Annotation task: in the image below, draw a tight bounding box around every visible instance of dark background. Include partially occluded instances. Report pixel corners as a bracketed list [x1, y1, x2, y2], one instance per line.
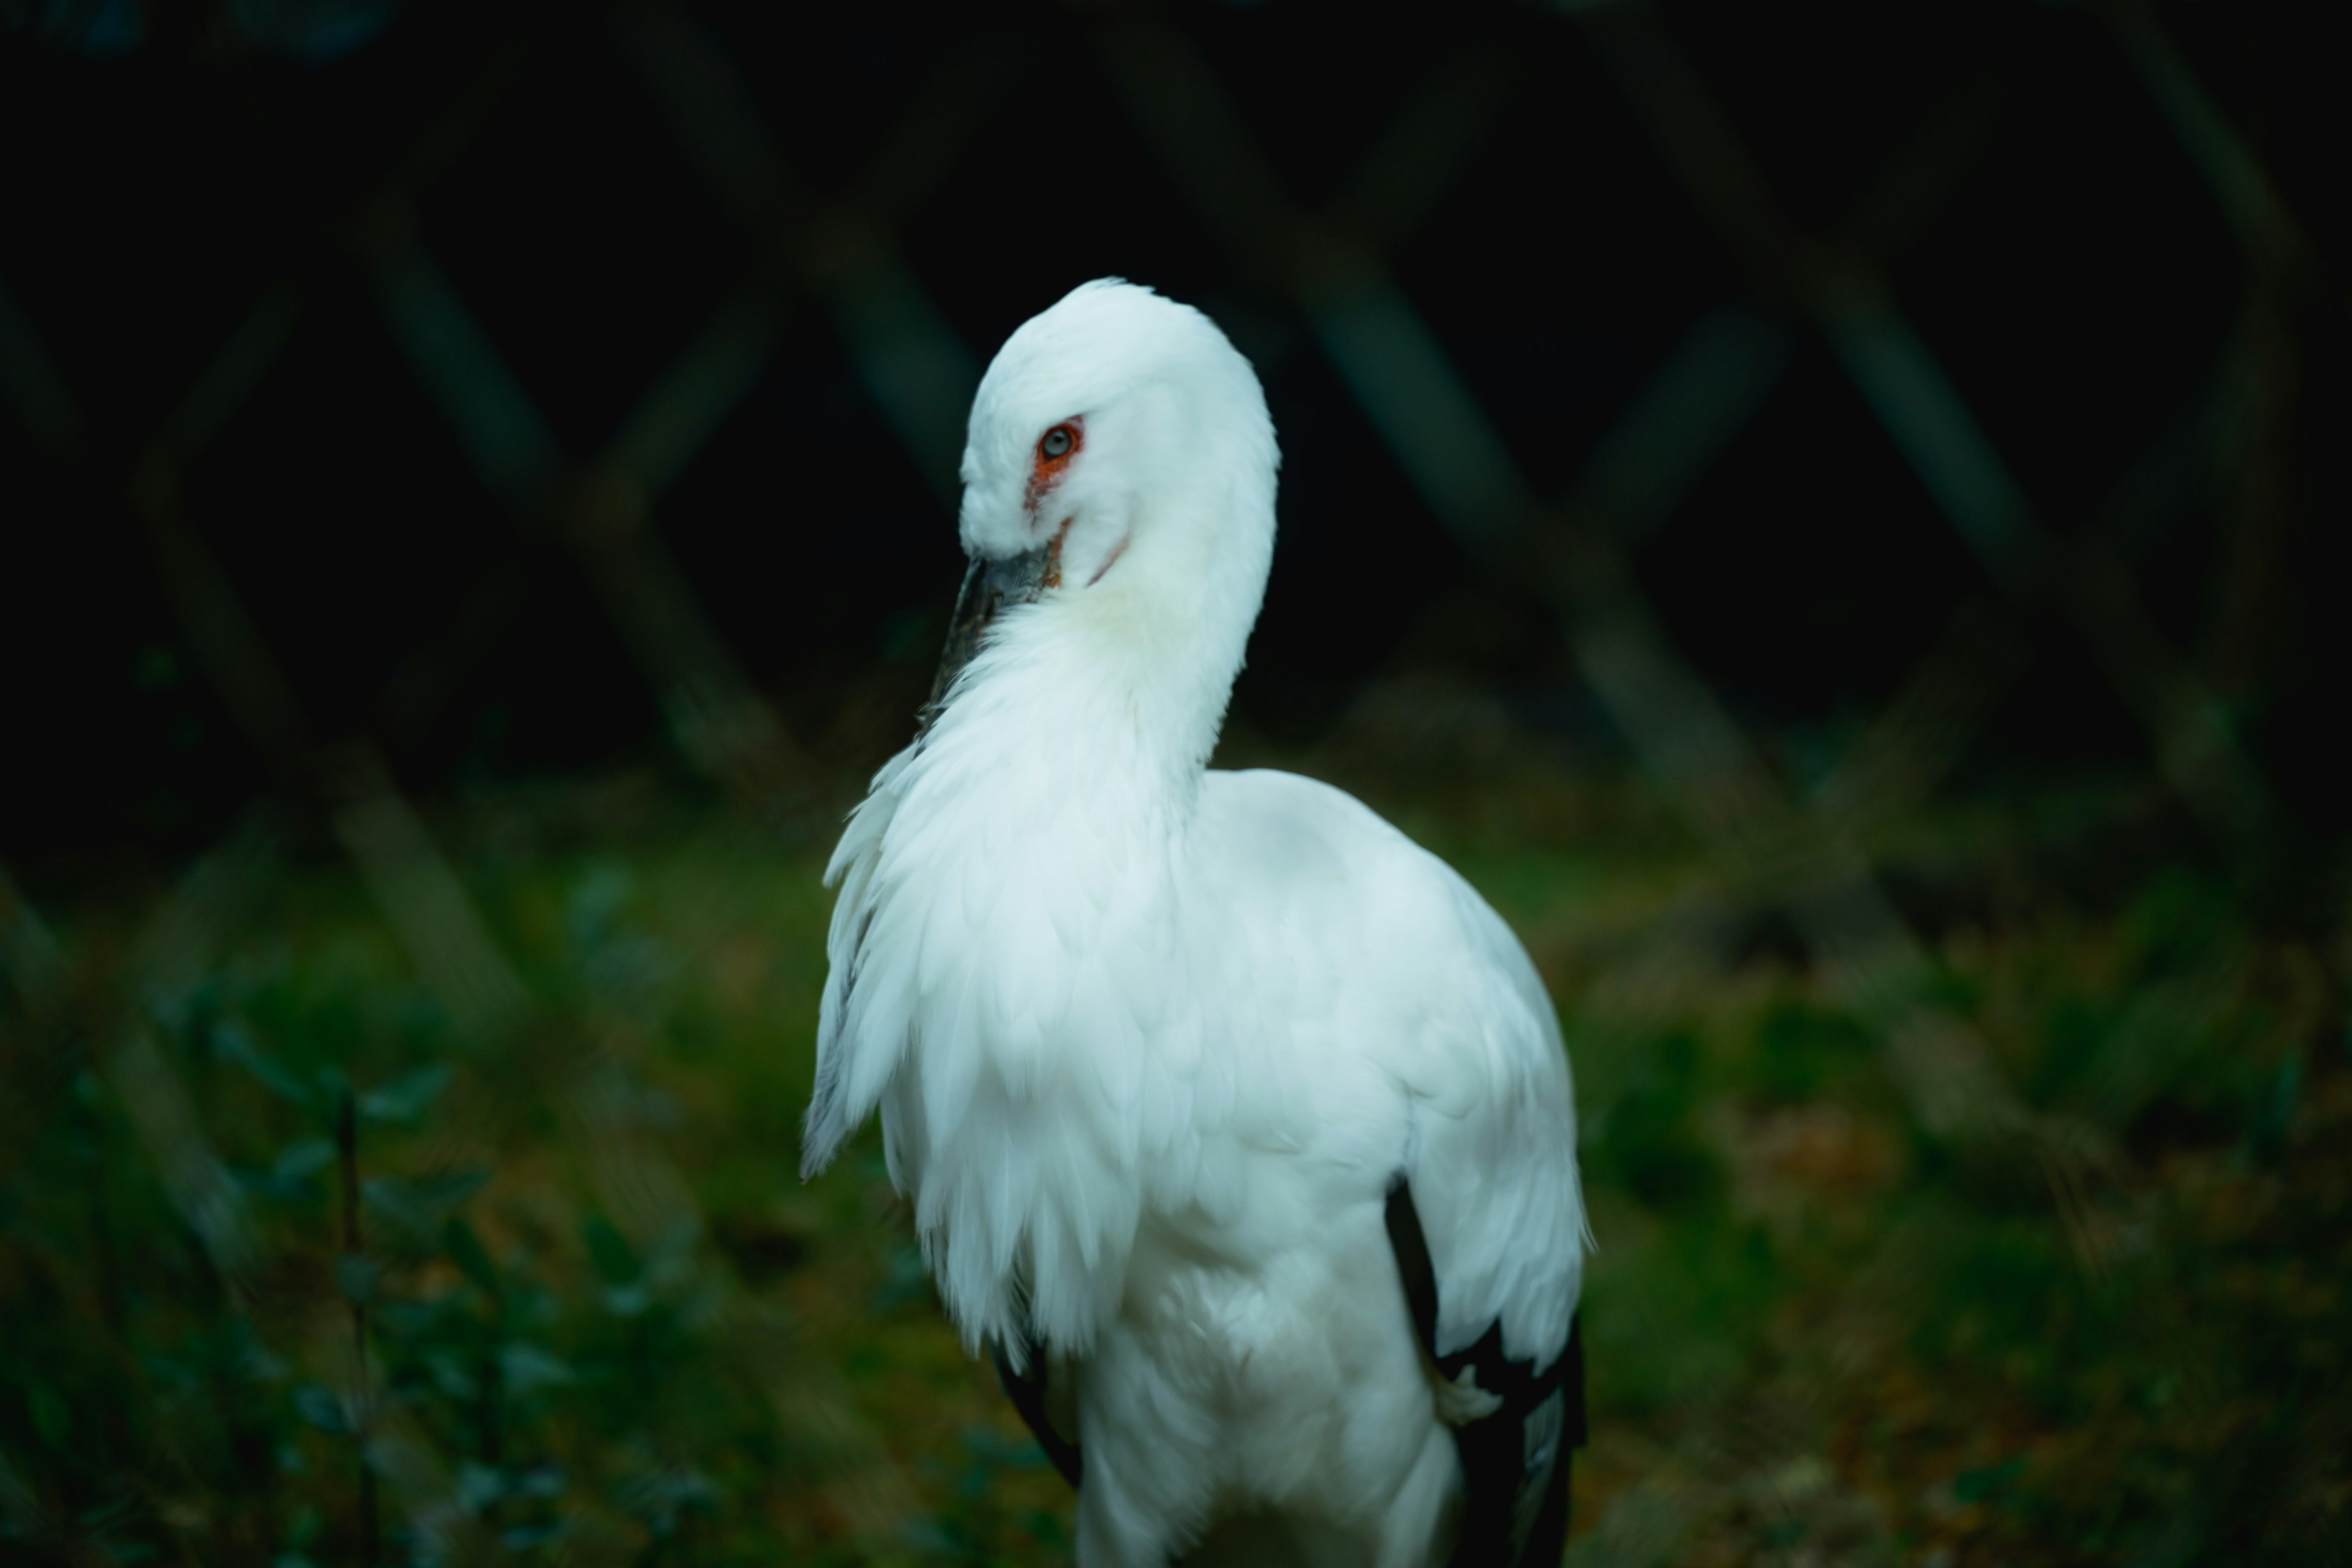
[2, 0, 2340, 892]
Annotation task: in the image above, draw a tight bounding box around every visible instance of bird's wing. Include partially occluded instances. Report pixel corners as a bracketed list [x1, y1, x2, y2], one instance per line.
[1381, 855, 1588, 1567]
[1389, 1172, 1584, 1567]
[1190, 771, 1587, 1370]
[801, 743, 916, 1179]
[990, 1331, 1082, 1488]
[1199, 771, 1586, 1562]
[1395, 856, 1586, 1370]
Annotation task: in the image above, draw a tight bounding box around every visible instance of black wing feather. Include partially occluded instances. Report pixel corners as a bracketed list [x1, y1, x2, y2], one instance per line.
[992, 1330, 1083, 1488]
[1386, 1175, 1585, 1567]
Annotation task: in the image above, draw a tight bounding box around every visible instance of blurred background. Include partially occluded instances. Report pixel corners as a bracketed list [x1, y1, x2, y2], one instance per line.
[1, 1, 2344, 1562]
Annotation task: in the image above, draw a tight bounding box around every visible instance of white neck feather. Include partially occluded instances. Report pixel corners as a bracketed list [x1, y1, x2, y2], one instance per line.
[804, 451, 1275, 1356]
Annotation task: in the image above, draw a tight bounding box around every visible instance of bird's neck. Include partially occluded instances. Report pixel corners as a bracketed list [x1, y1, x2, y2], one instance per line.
[924, 507, 1268, 856]
[929, 603, 1223, 851]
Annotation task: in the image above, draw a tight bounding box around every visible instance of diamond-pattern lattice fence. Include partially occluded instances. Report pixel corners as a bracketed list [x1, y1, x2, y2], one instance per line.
[0, 0, 2331, 1561]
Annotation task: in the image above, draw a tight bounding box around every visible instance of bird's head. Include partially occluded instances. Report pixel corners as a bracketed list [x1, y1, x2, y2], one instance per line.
[925, 279, 1278, 720]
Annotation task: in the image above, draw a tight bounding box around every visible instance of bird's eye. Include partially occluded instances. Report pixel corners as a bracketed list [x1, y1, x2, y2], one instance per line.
[1040, 425, 1074, 460]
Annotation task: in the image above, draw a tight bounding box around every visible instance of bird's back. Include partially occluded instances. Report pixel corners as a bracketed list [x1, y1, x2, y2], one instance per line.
[1050, 769, 1583, 1562]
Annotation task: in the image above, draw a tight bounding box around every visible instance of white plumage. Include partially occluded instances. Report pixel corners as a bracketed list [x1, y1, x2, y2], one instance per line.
[802, 279, 1586, 1566]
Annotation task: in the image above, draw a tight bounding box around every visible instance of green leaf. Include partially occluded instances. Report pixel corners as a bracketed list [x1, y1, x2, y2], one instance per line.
[359, 1063, 454, 1125]
[214, 1022, 314, 1109]
[363, 1169, 491, 1238]
[1953, 1457, 2024, 1504]
[580, 1214, 639, 1286]
[456, 1462, 505, 1513]
[443, 1216, 499, 1297]
[273, 1139, 335, 1185]
[333, 1252, 381, 1306]
[426, 1352, 478, 1400]
[497, 1343, 575, 1394]
[410, 1168, 491, 1210]
[28, 1384, 70, 1448]
[513, 1462, 565, 1499]
[2253, 1053, 2303, 1155]
[292, 1385, 349, 1433]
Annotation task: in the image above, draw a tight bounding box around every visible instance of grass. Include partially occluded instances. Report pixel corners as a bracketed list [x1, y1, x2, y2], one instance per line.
[1, 743, 2345, 1565]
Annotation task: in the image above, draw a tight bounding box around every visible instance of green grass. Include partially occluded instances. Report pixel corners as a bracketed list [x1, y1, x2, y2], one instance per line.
[1, 756, 2344, 1564]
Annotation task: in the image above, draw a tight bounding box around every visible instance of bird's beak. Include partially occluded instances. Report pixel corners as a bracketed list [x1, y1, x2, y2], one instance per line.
[923, 533, 1063, 723]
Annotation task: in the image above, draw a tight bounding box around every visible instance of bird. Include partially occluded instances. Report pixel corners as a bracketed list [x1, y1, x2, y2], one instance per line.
[801, 279, 1588, 1567]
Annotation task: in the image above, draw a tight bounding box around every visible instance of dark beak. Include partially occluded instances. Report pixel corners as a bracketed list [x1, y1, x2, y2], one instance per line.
[923, 537, 1062, 728]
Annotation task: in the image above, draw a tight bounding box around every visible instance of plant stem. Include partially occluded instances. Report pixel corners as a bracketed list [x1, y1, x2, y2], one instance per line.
[337, 1087, 379, 1568]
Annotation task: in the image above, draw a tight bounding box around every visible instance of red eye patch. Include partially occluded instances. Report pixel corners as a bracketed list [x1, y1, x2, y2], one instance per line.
[1021, 419, 1081, 587]
[1032, 418, 1082, 489]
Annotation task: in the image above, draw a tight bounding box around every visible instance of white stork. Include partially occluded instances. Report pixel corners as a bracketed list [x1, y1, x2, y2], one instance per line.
[802, 279, 1588, 1567]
